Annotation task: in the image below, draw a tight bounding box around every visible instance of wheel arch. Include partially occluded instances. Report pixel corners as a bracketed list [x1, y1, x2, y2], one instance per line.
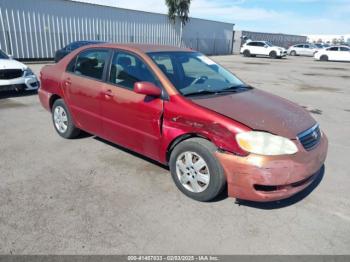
[49, 94, 62, 110]
[165, 133, 215, 164]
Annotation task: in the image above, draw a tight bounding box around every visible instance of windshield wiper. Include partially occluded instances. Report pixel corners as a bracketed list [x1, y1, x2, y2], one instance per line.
[184, 90, 222, 97]
[218, 85, 251, 93]
[184, 85, 251, 97]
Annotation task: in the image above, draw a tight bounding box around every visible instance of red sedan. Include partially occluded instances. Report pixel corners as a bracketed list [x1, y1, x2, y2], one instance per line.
[39, 43, 328, 202]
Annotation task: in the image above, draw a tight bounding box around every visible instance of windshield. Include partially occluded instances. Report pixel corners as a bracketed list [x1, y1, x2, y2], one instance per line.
[148, 52, 247, 96]
[265, 41, 274, 47]
[0, 50, 9, 59]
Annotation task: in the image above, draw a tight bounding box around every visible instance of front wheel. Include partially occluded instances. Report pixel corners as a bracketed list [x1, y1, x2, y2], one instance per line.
[269, 51, 278, 59]
[290, 50, 297, 56]
[169, 138, 226, 202]
[320, 55, 328, 61]
[52, 99, 80, 139]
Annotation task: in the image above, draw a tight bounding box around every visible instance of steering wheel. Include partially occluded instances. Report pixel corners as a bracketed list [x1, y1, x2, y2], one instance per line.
[190, 76, 208, 85]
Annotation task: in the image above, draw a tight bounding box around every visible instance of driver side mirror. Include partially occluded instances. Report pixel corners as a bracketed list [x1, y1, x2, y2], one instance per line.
[264, 45, 268, 48]
[8, 54, 13, 59]
[134, 82, 161, 97]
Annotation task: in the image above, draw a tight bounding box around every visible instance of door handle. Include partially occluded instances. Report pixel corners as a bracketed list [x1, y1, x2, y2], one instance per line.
[64, 78, 71, 87]
[104, 89, 114, 99]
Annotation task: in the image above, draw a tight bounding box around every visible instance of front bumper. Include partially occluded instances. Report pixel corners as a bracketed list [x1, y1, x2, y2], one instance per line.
[0, 75, 39, 91]
[279, 51, 288, 57]
[215, 133, 328, 202]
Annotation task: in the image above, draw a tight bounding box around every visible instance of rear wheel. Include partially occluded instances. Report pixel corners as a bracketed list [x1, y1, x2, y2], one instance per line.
[169, 138, 226, 202]
[52, 99, 80, 139]
[269, 51, 278, 59]
[243, 50, 251, 57]
[320, 55, 328, 61]
[290, 50, 297, 56]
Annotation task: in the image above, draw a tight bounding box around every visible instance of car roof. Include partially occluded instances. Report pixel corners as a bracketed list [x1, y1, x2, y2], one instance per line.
[81, 43, 193, 53]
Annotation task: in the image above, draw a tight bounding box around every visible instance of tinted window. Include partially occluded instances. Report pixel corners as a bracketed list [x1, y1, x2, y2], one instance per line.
[149, 52, 245, 96]
[109, 51, 158, 90]
[327, 47, 339, 51]
[0, 50, 9, 59]
[295, 45, 304, 48]
[256, 42, 266, 47]
[340, 47, 350, 51]
[247, 42, 257, 46]
[73, 49, 109, 80]
[304, 45, 310, 48]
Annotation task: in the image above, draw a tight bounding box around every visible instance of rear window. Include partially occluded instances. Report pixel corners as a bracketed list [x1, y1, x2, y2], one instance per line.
[247, 42, 257, 46]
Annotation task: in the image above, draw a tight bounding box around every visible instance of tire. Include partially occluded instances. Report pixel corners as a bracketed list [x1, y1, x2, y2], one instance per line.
[52, 99, 80, 139]
[243, 50, 251, 57]
[290, 50, 297, 56]
[169, 138, 226, 202]
[320, 55, 328, 61]
[269, 51, 278, 59]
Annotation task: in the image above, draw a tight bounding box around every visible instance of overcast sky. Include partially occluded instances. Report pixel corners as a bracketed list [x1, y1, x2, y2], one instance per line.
[72, 0, 350, 35]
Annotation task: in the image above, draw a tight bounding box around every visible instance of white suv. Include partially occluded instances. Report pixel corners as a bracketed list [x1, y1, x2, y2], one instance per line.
[240, 41, 287, 59]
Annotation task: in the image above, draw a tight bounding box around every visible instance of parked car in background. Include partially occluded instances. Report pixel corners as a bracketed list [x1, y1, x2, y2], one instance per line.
[0, 49, 39, 92]
[39, 43, 328, 202]
[241, 41, 287, 59]
[314, 43, 328, 49]
[288, 43, 318, 56]
[314, 46, 350, 62]
[54, 40, 105, 62]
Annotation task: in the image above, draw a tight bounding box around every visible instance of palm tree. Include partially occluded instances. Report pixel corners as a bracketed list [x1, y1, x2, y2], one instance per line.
[165, 0, 191, 46]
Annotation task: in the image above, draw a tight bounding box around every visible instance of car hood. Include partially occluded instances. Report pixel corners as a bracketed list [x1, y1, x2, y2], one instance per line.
[275, 46, 286, 51]
[191, 89, 316, 139]
[0, 59, 26, 70]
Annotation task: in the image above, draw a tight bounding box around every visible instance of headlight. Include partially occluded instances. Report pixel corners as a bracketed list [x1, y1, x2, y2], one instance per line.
[236, 131, 298, 156]
[24, 68, 34, 77]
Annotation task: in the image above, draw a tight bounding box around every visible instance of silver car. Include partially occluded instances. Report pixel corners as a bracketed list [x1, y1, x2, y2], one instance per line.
[288, 44, 318, 57]
[0, 49, 39, 92]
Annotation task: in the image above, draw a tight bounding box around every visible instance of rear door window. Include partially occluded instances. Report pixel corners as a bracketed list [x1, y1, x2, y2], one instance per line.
[73, 49, 109, 80]
[327, 47, 339, 51]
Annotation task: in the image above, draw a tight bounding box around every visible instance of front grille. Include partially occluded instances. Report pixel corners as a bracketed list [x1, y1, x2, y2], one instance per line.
[298, 124, 321, 151]
[0, 69, 23, 80]
[0, 84, 26, 91]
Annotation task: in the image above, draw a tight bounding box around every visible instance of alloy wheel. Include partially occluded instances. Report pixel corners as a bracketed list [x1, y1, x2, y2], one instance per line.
[53, 106, 68, 133]
[175, 151, 210, 193]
